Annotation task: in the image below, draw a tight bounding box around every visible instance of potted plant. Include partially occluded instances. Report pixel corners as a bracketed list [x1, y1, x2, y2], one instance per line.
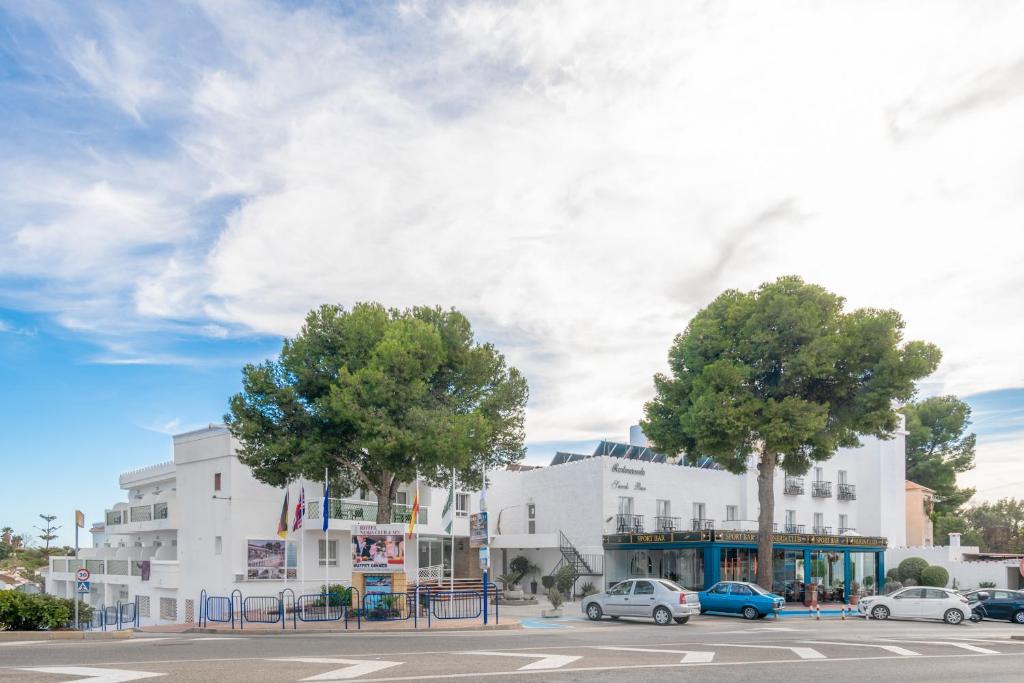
[543, 588, 564, 618]
[497, 572, 525, 600]
[510, 555, 540, 595]
[849, 580, 861, 605]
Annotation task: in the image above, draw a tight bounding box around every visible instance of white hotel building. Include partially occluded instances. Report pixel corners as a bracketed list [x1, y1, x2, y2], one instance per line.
[45, 419, 907, 624]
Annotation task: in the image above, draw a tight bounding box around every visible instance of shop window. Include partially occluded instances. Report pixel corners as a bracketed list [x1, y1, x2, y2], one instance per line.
[629, 551, 652, 576]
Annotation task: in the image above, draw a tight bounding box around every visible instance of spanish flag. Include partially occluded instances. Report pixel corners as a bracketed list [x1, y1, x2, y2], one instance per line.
[406, 485, 420, 537]
[277, 489, 290, 539]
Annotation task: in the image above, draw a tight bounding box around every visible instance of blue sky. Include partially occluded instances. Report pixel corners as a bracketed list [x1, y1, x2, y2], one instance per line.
[2, 1, 1023, 547]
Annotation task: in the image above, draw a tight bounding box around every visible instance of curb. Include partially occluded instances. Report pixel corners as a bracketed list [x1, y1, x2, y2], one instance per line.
[1012, 635, 1024, 641]
[0, 630, 133, 641]
[176, 621, 521, 636]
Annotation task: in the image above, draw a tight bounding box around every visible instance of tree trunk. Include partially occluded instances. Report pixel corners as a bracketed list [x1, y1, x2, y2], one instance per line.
[756, 451, 777, 590]
[376, 491, 392, 524]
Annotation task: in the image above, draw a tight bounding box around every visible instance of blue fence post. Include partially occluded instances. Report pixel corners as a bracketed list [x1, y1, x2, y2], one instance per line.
[135, 595, 140, 628]
[483, 574, 488, 625]
[495, 586, 499, 625]
[413, 586, 418, 629]
[231, 589, 243, 630]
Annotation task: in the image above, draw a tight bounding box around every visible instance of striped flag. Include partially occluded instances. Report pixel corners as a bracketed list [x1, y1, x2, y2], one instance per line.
[406, 485, 420, 537]
[277, 490, 290, 539]
[441, 484, 454, 535]
[293, 486, 305, 532]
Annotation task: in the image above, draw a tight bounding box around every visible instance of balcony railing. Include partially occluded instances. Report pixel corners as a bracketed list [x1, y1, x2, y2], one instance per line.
[838, 483, 856, 500]
[105, 511, 123, 526]
[654, 516, 681, 532]
[812, 526, 833, 534]
[154, 502, 169, 519]
[691, 518, 715, 531]
[306, 499, 428, 525]
[130, 505, 153, 522]
[85, 559, 105, 575]
[811, 481, 833, 498]
[107, 560, 130, 576]
[783, 524, 805, 533]
[838, 526, 856, 534]
[784, 477, 804, 495]
[616, 514, 644, 533]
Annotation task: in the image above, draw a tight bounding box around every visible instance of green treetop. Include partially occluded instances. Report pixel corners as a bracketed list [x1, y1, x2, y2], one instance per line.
[900, 395, 976, 516]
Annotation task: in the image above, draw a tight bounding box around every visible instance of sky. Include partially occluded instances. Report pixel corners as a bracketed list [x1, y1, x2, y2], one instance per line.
[1, 0, 1022, 548]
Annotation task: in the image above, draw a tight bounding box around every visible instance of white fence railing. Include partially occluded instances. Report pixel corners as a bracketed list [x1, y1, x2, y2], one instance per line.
[418, 564, 444, 581]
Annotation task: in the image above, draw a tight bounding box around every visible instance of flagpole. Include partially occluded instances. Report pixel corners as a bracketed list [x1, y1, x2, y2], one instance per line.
[324, 467, 329, 593]
[284, 483, 289, 592]
[300, 484, 305, 589]
[449, 468, 455, 592]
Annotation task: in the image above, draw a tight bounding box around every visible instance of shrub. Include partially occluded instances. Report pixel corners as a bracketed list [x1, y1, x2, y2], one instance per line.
[509, 556, 536, 577]
[579, 582, 599, 597]
[0, 592, 72, 631]
[546, 587, 564, 610]
[862, 575, 875, 587]
[897, 557, 929, 583]
[919, 565, 949, 588]
[978, 581, 997, 588]
[541, 575, 555, 590]
[554, 566, 575, 595]
[319, 584, 352, 606]
[884, 580, 903, 594]
[497, 572, 522, 589]
[886, 568, 901, 582]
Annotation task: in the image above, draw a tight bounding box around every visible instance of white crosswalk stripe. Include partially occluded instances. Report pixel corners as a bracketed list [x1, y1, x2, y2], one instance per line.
[708, 643, 826, 659]
[590, 646, 715, 663]
[268, 657, 403, 680]
[18, 666, 164, 682]
[881, 640, 998, 654]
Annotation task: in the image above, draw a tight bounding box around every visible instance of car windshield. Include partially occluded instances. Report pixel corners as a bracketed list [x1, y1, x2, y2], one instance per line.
[658, 580, 684, 592]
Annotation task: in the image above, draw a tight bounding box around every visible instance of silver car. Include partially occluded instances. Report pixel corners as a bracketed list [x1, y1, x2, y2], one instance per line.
[582, 578, 702, 625]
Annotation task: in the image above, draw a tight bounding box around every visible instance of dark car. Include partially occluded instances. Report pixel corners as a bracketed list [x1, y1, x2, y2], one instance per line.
[698, 581, 785, 619]
[961, 589, 1024, 624]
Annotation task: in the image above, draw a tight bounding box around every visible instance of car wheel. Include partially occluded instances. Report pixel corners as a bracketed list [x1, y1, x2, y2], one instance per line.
[674, 616, 690, 624]
[943, 608, 964, 625]
[970, 612, 983, 623]
[870, 605, 890, 620]
[742, 606, 759, 620]
[653, 606, 672, 625]
[1013, 610, 1024, 625]
[586, 603, 603, 621]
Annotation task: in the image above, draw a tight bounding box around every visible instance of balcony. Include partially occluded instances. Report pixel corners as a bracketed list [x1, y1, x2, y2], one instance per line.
[130, 505, 152, 522]
[812, 526, 833, 534]
[783, 524, 806, 533]
[654, 516, 681, 532]
[784, 477, 804, 495]
[307, 498, 429, 525]
[838, 483, 856, 500]
[106, 510, 124, 526]
[691, 518, 715, 531]
[615, 514, 644, 533]
[811, 481, 833, 498]
[838, 526, 856, 534]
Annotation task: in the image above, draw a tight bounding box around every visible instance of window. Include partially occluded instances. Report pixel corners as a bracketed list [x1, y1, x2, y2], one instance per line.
[137, 595, 151, 618]
[455, 493, 469, 518]
[693, 502, 705, 520]
[395, 491, 408, 506]
[634, 580, 655, 595]
[154, 502, 168, 520]
[214, 536, 222, 555]
[839, 514, 848, 531]
[814, 512, 823, 528]
[896, 588, 925, 599]
[731, 585, 753, 595]
[357, 488, 369, 500]
[814, 467, 823, 482]
[838, 470, 848, 485]
[214, 473, 222, 491]
[656, 499, 671, 518]
[923, 589, 948, 599]
[159, 597, 177, 621]
[318, 539, 338, 567]
[526, 503, 536, 534]
[726, 506, 738, 521]
[618, 497, 634, 515]
[785, 510, 796, 526]
[608, 581, 632, 596]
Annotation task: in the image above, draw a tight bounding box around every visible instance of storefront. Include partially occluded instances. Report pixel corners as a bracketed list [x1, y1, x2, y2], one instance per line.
[604, 530, 886, 602]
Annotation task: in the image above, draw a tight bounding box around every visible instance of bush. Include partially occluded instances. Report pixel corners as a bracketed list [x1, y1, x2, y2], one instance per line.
[0, 592, 73, 631]
[554, 566, 576, 595]
[886, 568, 900, 582]
[919, 565, 949, 588]
[541, 575, 555, 590]
[319, 584, 352, 606]
[978, 581, 997, 588]
[546, 587, 564, 610]
[579, 582, 599, 597]
[897, 557, 929, 583]
[884, 580, 903, 594]
[862, 575, 875, 587]
[497, 572, 522, 589]
[509, 556, 536, 577]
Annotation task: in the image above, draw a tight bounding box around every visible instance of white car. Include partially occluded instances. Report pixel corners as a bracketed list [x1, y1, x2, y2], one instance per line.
[859, 586, 971, 624]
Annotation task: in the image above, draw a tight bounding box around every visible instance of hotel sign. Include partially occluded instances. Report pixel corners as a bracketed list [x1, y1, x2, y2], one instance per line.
[604, 530, 886, 548]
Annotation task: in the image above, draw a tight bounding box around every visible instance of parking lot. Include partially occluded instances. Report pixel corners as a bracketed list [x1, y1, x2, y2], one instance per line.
[3, 611, 1024, 682]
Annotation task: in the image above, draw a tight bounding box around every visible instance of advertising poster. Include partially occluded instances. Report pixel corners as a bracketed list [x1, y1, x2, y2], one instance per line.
[351, 523, 406, 572]
[247, 539, 297, 580]
[469, 511, 488, 548]
[364, 574, 392, 595]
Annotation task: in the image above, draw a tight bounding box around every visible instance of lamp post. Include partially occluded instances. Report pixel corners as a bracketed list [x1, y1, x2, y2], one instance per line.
[494, 504, 524, 574]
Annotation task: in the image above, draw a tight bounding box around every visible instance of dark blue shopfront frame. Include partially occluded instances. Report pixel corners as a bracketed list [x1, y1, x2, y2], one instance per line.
[603, 536, 885, 599]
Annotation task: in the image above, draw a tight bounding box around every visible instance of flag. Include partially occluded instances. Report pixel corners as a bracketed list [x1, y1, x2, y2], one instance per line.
[75, 510, 85, 528]
[406, 485, 420, 537]
[322, 477, 330, 532]
[293, 486, 305, 531]
[441, 484, 454, 535]
[277, 490, 290, 539]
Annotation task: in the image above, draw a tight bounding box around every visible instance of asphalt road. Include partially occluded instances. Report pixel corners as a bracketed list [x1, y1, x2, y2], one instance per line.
[3, 615, 1024, 682]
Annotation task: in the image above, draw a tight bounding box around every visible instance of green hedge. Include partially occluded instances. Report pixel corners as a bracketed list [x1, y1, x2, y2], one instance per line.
[897, 557, 929, 583]
[0, 592, 91, 631]
[919, 565, 950, 588]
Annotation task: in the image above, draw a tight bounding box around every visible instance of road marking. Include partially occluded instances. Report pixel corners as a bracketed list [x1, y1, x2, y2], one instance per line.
[591, 646, 715, 663]
[17, 666, 164, 682]
[268, 657, 403, 680]
[459, 651, 582, 670]
[803, 641, 920, 656]
[0, 641, 47, 647]
[187, 637, 250, 641]
[708, 643, 826, 659]
[881, 640, 998, 654]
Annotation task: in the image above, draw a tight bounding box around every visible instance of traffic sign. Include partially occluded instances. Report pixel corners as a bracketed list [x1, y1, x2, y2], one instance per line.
[76, 581, 91, 594]
[76, 568, 90, 582]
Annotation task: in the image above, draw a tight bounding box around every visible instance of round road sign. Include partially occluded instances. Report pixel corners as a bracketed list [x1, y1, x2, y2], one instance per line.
[76, 568, 90, 582]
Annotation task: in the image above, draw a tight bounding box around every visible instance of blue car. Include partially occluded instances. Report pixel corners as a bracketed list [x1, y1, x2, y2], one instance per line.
[698, 581, 786, 619]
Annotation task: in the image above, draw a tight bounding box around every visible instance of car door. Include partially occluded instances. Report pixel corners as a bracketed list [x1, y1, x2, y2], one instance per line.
[729, 584, 756, 613]
[604, 581, 634, 616]
[702, 582, 731, 612]
[889, 587, 925, 617]
[631, 580, 657, 616]
[986, 591, 1012, 619]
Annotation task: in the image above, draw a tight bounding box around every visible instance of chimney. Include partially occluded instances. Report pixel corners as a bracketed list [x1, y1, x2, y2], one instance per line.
[948, 532, 962, 561]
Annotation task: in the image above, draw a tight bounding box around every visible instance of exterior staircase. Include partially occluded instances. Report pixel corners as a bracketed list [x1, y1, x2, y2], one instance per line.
[548, 531, 603, 596]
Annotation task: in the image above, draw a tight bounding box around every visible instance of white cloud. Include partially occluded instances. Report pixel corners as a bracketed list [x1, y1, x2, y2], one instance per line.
[3, 0, 1024, 460]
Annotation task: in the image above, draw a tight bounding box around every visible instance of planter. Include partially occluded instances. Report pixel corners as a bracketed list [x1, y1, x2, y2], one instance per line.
[849, 595, 860, 606]
[530, 580, 538, 595]
[506, 589, 525, 600]
[541, 608, 563, 618]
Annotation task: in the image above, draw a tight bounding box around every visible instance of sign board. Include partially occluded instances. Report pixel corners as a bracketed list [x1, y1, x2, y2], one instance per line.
[76, 568, 90, 582]
[76, 581, 90, 594]
[469, 511, 488, 548]
[479, 546, 490, 570]
[352, 523, 406, 572]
